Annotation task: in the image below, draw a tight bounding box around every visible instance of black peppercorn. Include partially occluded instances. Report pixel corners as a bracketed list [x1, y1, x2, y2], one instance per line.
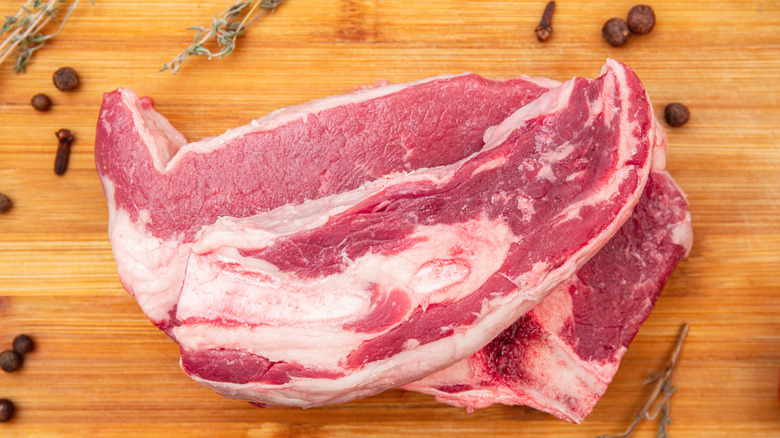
[0, 399, 14, 422]
[12, 335, 34, 355]
[664, 103, 690, 127]
[0, 193, 10, 213]
[0, 350, 22, 372]
[53, 67, 79, 91]
[31, 93, 52, 111]
[602, 17, 630, 47]
[627, 5, 656, 35]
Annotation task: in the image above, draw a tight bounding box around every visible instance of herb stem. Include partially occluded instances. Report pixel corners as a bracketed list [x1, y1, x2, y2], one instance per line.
[160, 0, 285, 74]
[0, 6, 29, 54]
[0, 0, 55, 66]
[0, 0, 88, 73]
[40, 0, 82, 41]
[0, 25, 28, 64]
[598, 323, 689, 438]
[0, 27, 22, 56]
[235, 0, 263, 36]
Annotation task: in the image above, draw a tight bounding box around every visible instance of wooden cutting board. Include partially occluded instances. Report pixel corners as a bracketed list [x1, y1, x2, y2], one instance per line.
[1, 0, 779, 436]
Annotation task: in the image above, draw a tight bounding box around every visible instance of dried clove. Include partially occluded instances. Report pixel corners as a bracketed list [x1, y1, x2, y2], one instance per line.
[627, 5, 656, 35]
[0, 193, 10, 213]
[535, 1, 556, 42]
[664, 103, 690, 127]
[0, 350, 22, 373]
[12, 335, 34, 355]
[0, 399, 13, 422]
[54, 129, 74, 176]
[603, 17, 631, 47]
[31, 93, 51, 111]
[53, 67, 79, 91]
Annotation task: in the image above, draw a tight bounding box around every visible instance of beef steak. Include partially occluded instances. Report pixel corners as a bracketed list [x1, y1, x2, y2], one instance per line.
[95, 72, 557, 334]
[403, 170, 693, 423]
[95, 59, 655, 407]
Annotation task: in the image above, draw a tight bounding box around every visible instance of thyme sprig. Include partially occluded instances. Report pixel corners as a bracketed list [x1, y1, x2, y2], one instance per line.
[648, 380, 677, 437]
[160, 0, 285, 74]
[598, 323, 690, 438]
[0, 0, 91, 73]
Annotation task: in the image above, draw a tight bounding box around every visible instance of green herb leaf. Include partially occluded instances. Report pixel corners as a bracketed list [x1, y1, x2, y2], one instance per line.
[2, 16, 17, 34]
[161, 0, 285, 74]
[1, 0, 93, 72]
[28, 33, 47, 43]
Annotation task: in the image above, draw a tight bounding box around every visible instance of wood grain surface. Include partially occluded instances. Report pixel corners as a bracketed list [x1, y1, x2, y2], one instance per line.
[1, 0, 779, 436]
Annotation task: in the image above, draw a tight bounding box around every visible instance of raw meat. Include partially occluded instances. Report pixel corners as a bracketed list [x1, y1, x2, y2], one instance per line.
[95, 59, 655, 407]
[403, 170, 693, 423]
[95, 72, 558, 335]
[175, 60, 654, 407]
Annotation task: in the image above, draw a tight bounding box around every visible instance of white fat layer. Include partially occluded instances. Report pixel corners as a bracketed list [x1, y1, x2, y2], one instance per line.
[401, 355, 475, 388]
[354, 218, 515, 305]
[193, 186, 379, 254]
[610, 58, 655, 168]
[470, 151, 508, 175]
[653, 121, 669, 171]
[175, 216, 514, 367]
[663, 173, 694, 256]
[102, 177, 188, 324]
[515, 195, 536, 222]
[480, 75, 561, 145]
[532, 281, 574, 334]
[192, 166, 452, 254]
[565, 170, 586, 182]
[672, 211, 694, 255]
[99, 112, 113, 136]
[539, 140, 576, 163]
[482, 125, 497, 144]
[533, 135, 577, 184]
[484, 78, 576, 148]
[514, 75, 563, 89]
[177, 323, 362, 370]
[183, 267, 570, 408]
[183, 285, 541, 408]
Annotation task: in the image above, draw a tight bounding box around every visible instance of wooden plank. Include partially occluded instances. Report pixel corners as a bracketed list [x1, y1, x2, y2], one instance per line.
[0, 0, 779, 436]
